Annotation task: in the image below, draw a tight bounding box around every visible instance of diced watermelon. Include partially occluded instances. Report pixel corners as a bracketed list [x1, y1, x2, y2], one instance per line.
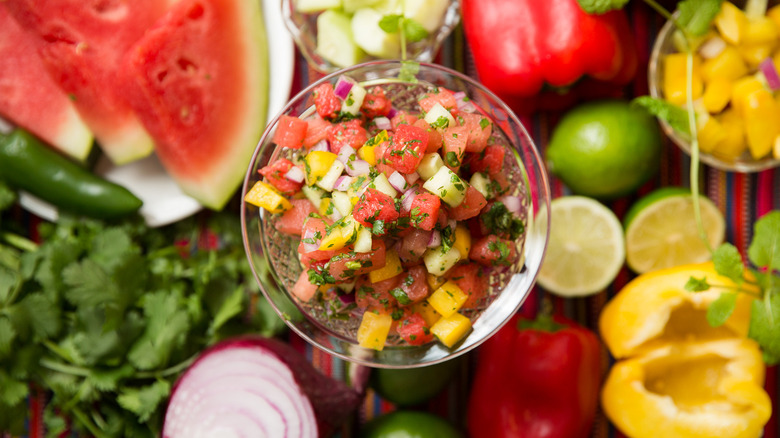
[383, 124, 428, 174]
[361, 86, 392, 119]
[299, 216, 336, 267]
[0, 5, 93, 160]
[441, 126, 469, 172]
[328, 119, 368, 155]
[292, 271, 319, 302]
[272, 115, 307, 149]
[419, 88, 457, 113]
[395, 311, 434, 346]
[121, 0, 269, 209]
[466, 144, 505, 176]
[395, 265, 430, 305]
[391, 110, 418, 129]
[469, 235, 517, 266]
[314, 83, 341, 119]
[459, 113, 492, 153]
[355, 273, 400, 312]
[445, 262, 488, 310]
[327, 239, 387, 282]
[303, 116, 331, 149]
[259, 158, 303, 195]
[352, 188, 399, 234]
[412, 119, 442, 153]
[275, 199, 317, 236]
[396, 228, 431, 265]
[448, 186, 487, 221]
[410, 193, 440, 231]
[488, 172, 511, 198]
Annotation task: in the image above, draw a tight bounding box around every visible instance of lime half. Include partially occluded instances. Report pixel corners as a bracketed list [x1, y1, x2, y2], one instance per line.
[624, 187, 725, 274]
[537, 196, 626, 297]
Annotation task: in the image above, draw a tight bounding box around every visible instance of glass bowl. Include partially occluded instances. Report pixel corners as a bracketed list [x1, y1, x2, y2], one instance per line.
[241, 61, 551, 368]
[281, 0, 461, 74]
[648, 2, 780, 173]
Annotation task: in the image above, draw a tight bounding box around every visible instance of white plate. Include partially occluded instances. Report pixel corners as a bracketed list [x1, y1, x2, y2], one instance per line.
[18, 0, 295, 227]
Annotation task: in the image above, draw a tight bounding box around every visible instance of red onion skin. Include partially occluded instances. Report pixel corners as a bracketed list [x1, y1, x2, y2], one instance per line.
[374, 116, 392, 131]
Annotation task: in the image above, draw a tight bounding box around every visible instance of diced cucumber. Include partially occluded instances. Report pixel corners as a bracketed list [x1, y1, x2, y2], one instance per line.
[302, 185, 327, 209]
[332, 190, 354, 216]
[342, 0, 381, 12]
[337, 281, 356, 293]
[469, 172, 490, 199]
[351, 8, 401, 59]
[370, 173, 398, 198]
[423, 166, 467, 207]
[403, 0, 450, 33]
[423, 103, 455, 129]
[423, 246, 462, 275]
[417, 153, 444, 180]
[372, 0, 402, 14]
[341, 82, 368, 115]
[354, 226, 373, 253]
[316, 10, 365, 68]
[316, 159, 346, 191]
[295, 0, 342, 13]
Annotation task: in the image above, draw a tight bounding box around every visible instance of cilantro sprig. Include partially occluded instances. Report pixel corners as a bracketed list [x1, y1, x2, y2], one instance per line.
[377, 13, 427, 82]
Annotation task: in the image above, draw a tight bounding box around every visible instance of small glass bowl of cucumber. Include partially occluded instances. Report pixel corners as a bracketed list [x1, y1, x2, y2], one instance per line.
[240, 60, 551, 368]
[281, 0, 461, 73]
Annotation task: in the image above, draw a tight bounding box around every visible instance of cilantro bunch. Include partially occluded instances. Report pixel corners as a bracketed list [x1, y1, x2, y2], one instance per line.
[0, 181, 285, 437]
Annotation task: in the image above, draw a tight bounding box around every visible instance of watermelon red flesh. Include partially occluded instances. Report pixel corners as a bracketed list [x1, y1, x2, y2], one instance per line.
[122, 0, 268, 210]
[0, 5, 93, 160]
[4, 0, 172, 165]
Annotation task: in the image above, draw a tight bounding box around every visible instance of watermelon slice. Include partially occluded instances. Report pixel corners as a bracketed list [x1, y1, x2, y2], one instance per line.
[4, 0, 174, 165]
[121, 0, 269, 210]
[0, 5, 92, 161]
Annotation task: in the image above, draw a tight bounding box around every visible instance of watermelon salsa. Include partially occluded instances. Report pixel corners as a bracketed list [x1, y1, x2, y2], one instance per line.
[245, 75, 528, 351]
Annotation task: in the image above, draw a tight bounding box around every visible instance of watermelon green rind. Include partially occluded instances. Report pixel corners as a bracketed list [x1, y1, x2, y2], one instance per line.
[123, 0, 269, 210]
[0, 5, 93, 161]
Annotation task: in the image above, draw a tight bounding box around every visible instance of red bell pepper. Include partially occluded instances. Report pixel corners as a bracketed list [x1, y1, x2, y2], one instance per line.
[467, 312, 601, 438]
[461, 0, 638, 113]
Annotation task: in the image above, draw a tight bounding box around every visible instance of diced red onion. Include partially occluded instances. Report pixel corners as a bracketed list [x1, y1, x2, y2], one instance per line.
[388, 171, 408, 192]
[0, 117, 13, 135]
[334, 175, 353, 192]
[401, 189, 417, 212]
[760, 58, 780, 91]
[404, 172, 420, 184]
[428, 230, 441, 248]
[499, 195, 522, 214]
[334, 76, 355, 100]
[337, 145, 356, 164]
[284, 166, 305, 183]
[374, 116, 392, 131]
[387, 108, 398, 119]
[338, 293, 356, 305]
[330, 208, 343, 221]
[310, 139, 329, 152]
[453, 91, 467, 100]
[301, 228, 320, 253]
[459, 101, 477, 113]
[454, 91, 477, 113]
[345, 159, 370, 177]
[698, 36, 726, 59]
[448, 219, 457, 231]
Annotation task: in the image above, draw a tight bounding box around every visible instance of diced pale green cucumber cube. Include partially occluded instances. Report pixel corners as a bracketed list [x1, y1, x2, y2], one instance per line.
[342, 0, 381, 12]
[403, 0, 450, 33]
[417, 153, 444, 180]
[341, 83, 368, 115]
[354, 226, 373, 253]
[316, 159, 346, 191]
[470, 172, 490, 199]
[295, 0, 342, 13]
[423, 103, 455, 129]
[372, 0, 402, 14]
[423, 246, 461, 275]
[423, 166, 467, 207]
[302, 185, 327, 209]
[337, 280, 356, 292]
[332, 190, 354, 216]
[316, 10, 365, 68]
[370, 173, 398, 198]
[351, 8, 401, 59]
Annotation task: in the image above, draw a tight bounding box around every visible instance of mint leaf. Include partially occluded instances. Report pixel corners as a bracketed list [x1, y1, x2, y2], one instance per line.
[632, 96, 691, 136]
[685, 276, 711, 292]
[677, 0, 723, 37]
[712, 243, 744, 284]
[399, 60, 420, 82]
[117, 380, 171, 423]
[576, 0, 630, 14]
[707, 291, 737, 327]
[402, 18, 428, 42]
[379, 14, 402, 33]
[748, 293, 780, 365]
[748, 211, 780, 271]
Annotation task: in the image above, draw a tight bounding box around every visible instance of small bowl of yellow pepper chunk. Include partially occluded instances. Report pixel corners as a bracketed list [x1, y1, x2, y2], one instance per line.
[649, 0, 780, 172]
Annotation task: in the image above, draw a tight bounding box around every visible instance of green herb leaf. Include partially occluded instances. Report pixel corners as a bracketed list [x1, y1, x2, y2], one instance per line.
[399, 60, 420, 83]
[632, 96, 691, 136]
[209, 286, 244, 335]
[0, 369, 28, 407]
[677, 0, 723, 37]
[379, 14, 402, 33]
[0, 317, 16, 356]
[576, 0, 630, 14]
[748, 293, 780, 365]
[402, 18, 428, 42]
[712, 243, 745, 284]
[748, 211, 780, 271]
[117, 380, 171, 423]
[0, 180, 16, 211]
[707, 291, 738, 327]
[685, 276, 711, 292]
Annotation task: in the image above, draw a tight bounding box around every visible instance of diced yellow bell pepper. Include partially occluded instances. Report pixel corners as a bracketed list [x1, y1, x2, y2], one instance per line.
[452, 224, 471, 260]
[730, 75, 765, 116]
[742, 16, 779, 45]
[664, 53, 703, 105]
[743, 88, 780, 159]
[714, 1, 748, 45]
[319, 197, 335, 216]
[430, 312, 472, 348]
[769, 4, 780, 29]
[713, 109, 748, 160]
[369, 248, 403, 283]
[426, 273, 446, 290]
[411, 301, 441, 327]
[738, 42, 775, 68]
[427, 281, 468, 318]
[318, 215, 358, 251]
[697, 115, 727, 153]
[701, 46, 748, 83]
[358, 130, 389, 165]
[774, 135, 780, 159]
[701, 76, 732, 114]
[304, 150, 337, 184]
[357, 311, 393, 351]
[244, 181, 292, 214]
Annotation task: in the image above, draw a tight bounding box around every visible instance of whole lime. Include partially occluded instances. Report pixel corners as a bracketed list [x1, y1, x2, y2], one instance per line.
[360, 411, 462, 438]
[370, 357, 461, 406]
[546, 100, 662, 199]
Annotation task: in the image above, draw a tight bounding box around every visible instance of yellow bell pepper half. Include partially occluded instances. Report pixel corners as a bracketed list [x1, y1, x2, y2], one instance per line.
[601, 338, 771, 438]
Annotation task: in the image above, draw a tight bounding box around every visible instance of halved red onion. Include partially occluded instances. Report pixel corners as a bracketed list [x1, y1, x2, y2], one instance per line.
[428, 230, 442, 248]
[163, 337, 362, 438]
[310, 139, 329, 152]
[760, 57, 780, 91]
[388, 171, 408, 192]
[404, 172, 420, 184]
[334, 76, 355, 100]
[401, 189, 417, 212]
[337, 145, 356, 164]
[301, 228, 320, 253]
[345, 159, 370, 177]
[499, 195, 522, 214]
[698, 36, 726, 59]
[334, 175, 353, 192]
[285, 166, 305, 183]
[374, 116, 392, 131]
